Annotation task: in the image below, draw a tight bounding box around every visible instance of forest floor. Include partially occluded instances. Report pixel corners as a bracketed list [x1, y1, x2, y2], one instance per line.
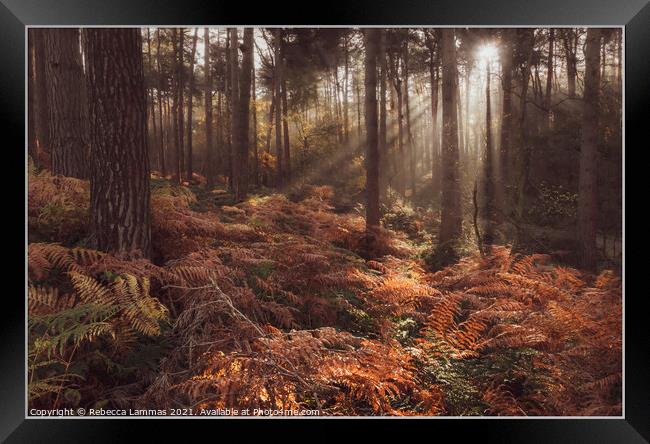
[27, 170, 622, 416]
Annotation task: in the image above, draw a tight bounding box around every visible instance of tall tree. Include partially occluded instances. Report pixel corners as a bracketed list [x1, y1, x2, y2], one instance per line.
[378, 29, 388, 200]
[251, 59, 260, 187]
[578, 28, 602, 271]
[515, 29, 535, 221]
[43, 28, 87, 178]
[204, 28, 215, 188]
[403, 37, 416, 196]
[32, 29, 51, 169]
[439, 29, 462, 247]
[229, 28, 241, 195]
[28, 31, 37, 166]
[281, 38, 291, 184]
[186, 28, 199, 181]
[156, 29, 166, 177]
[425, 31, 441, 201]
[561, 29, 578, 99]
[274, 29, 284, 185]
[171, 29, 181, 182]
[235, 28, 254, 201]
[177, 29, 186, 182]
[146, 29, 158, 170]
[544, 29, 555, 130]
[343, 36, 350, 143]
[364, 29, 380, 231]
[499, 29, 515, 214]
[389, 46, 405, 195]
[84, 29, 151, 257]
[482, 56, 495, 249]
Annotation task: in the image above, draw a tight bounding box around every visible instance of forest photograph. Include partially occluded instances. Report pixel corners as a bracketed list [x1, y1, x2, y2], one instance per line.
[27, 26, 622, 417]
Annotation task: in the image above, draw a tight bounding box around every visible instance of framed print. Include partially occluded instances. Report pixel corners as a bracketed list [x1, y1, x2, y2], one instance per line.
[1, 0, 647, 441]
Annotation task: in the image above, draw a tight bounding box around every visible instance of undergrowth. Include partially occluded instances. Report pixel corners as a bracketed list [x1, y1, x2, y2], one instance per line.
[27, 170, 622, 416]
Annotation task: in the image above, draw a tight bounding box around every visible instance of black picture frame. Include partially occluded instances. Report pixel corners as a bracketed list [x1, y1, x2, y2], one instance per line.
[3, 0, 646, 441]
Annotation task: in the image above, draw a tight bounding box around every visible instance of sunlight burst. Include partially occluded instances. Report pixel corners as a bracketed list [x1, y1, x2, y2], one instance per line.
[476, 42, 499, 63]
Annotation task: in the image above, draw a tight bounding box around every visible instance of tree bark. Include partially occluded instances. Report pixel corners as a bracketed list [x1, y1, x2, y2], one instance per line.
[482, 60, 495, 249]
[235, 28, 254, 201]
[28, 31, 37, 167]
[545, 29, 554, 130]
[171, 29, 180, 183]
[378, 29, 388, 201]
[404, 38, 416, 196]
[515, 29, 535, 222]
[562, 29, 578, 99]
[177, 29, 185, 182]
[204, 28, 214, 188]
[229, 28, 241, 195]
[500, 29, 514, 214]
[356, 70, 362, 141]
[84, 29, 151, 258]
[578, 28, 602, 271]
[156, 29, 166, 177]
[343, 38, 350, 143]
[439, 29, 462, 246]
[274, 29, 284, 186]
[364, 29, 380, 230]
[186, 28, 198, 181]
[281, 72, 291, 184]
[32, 29, 51, 170]
[429, 43, 441, 201]
[252, 59, 259, 187]
[44, 28, 87, 178]
[390, 51, 405, 196]
[146, 29, 158, 172]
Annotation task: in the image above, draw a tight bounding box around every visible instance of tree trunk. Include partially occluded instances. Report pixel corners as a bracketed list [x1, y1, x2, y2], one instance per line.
[344, 38, 350, 143]
[84, 29, 151, 258]
[265, 93, 276, 154]
[356, 71, 362, 141]
[439, 29, 462, 246]
[235, 27, 254, 201]
[515, 30, 535, 222]
[578, 28, 602, 271]
[171, 29, 180, 183]
[429, 46, 441, 201]
[146, 29, 158, 171]
[274, 29, 284, 186]
[500, 29, 514, 214]
[391, 54, 405, 196]
[252, 59, 260, 187]
[482, 60, 495, 249]
[404, 40, 416, 196]
[204, 28, 214, 188]
[32, 29, 51, 170]
[177, 29, 185, 182]
[44, 28, 87, 178]
[281, 73, 291, 184]
[229, 28, 241, 195]
[186, 28, 198, 181]
[156, 29, 166, 177]
[28, 31, 37, 167]
[364, 29, 380, 230]
[562, 30, 577, 99]
[224, 32, 233, 185]
[216, 91, 223, 181]
[378, 29, 388, 201]
[545, 28, 554, 130]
